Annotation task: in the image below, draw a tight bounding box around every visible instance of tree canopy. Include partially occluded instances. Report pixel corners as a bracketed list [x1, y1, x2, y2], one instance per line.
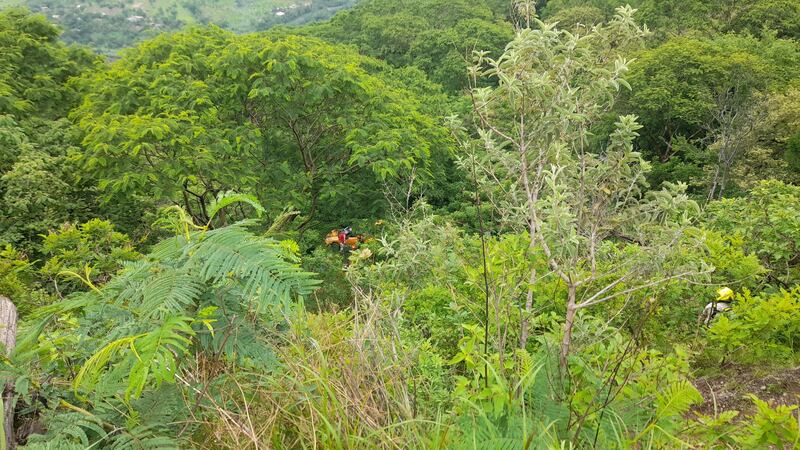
[0, 8, 97, 119]
[75, 27, 454, 231]
[1, 3, 800, 449]
[305, 0, 513, 92]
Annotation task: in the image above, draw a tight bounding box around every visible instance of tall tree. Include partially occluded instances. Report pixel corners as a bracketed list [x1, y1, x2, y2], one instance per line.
[75, 28, 452, 233]
[0, 8, 97, 119]
[0, 9, 105, 252]
[464, 6, 699, 367]
[622, 34, 800, 196]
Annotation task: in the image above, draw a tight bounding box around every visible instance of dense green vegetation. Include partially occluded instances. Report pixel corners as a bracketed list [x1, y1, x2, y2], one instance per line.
[0, 0, 356, 54]
[1, 0, 799, 448]
[302, 0, 512, 92]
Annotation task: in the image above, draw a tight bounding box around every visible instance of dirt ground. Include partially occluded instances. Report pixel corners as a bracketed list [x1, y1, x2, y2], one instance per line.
[692, 365, 800, 417]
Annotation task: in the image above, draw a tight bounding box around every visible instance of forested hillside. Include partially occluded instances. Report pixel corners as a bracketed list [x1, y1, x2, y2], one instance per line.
[0, 0, 355, 54]
[0, 0, 799, 448]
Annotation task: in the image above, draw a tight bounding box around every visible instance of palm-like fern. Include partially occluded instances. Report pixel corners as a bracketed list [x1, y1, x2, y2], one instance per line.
[205, 190, 265, 226]
[21, 410, 181, 450]
[655, 380, 703, 421]
[187, 220, 317, 311]
[18, 199, 319, 448]
[627, 379, 703, 447]
[73, 315, 195, 400]
[101, 220, 317, 315]
[63, 216, 318, 398]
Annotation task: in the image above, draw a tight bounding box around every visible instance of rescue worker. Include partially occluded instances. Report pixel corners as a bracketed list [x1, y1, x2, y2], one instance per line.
[699, 287, 734, 326]
[337, 226, 353, 251]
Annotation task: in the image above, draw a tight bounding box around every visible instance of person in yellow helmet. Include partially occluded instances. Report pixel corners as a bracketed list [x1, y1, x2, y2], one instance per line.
[699, 287, 734, 326]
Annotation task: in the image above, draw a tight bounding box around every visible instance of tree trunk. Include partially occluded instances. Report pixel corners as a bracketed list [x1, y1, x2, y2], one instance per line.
[519, 267, 536, 349]
[707, 165, 720, 203]
[0, 296, 17, 450]
[560, 285, 577, 370]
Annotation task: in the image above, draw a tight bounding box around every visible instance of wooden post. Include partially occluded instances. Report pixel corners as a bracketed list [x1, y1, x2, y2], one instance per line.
[0, 296, 17, 450]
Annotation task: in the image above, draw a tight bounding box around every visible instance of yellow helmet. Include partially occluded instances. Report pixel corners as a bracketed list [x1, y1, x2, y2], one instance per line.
[716, 287, 734, 301]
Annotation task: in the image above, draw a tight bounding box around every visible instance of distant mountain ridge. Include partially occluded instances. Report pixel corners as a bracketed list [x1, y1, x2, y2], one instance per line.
[0, 0, 356, 54]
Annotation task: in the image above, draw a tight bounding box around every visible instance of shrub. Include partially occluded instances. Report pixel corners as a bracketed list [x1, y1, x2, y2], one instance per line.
[40, 219, 141, 295]
[706, 288, 800, 365]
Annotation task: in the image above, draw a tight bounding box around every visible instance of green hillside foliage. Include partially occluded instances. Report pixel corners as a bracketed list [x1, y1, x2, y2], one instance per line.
[2, 0, 357, 54]
[623, 34, 800, 196]
[1, 1, 800, 448]
[304, 0, 513, 92]
[74, 27, 454, 236]
[0, 8, 98, 118]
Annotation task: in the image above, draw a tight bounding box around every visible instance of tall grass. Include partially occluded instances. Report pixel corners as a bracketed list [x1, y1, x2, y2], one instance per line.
[190, 292, 443, 449]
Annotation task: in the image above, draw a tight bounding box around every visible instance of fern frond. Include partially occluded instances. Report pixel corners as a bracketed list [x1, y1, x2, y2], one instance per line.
[57, 264, 101, 292]
[21, 442, 87, 450]
[147, 234, 193, 260]
[21, 411, 107, 448]
[153, 205, 205, 240]
[12, 316, 53, 363]
[137, 270, 203, 319]
[40, 213, 320, 439]
[266, 207, 300, 235]
[107, 426, 181, 450]
[100, 260, 201, 319]
[21, 409, 181, 450]
[656, 379, 703, 420]
[207, 190, 265, 223]
[472, 437, 523, 450]
[579, 405, 629, 449]
[513, 349, 542, 394]
[124, 316, 195, 399]
[31, 291, 99, 318]
[188, 223, 319, 310]
[197, 314, 277, 366]
[129, 384, 186, 428]
[74, 316, 195, 400]
[103, 260, 161, 307]
[74, 334, 142, 399]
